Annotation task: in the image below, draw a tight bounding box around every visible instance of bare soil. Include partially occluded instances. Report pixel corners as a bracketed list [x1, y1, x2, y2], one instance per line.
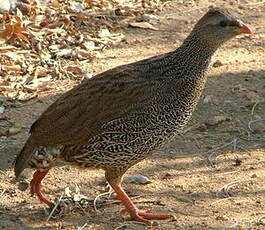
[1, 1, 265, 229]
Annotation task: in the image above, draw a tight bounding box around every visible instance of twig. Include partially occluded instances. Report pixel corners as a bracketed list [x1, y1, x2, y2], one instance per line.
[240, 135, 264, 141]
[207, 140, 235, 155]
[207, 140, 234, 166]
[171, 207, 209, 217]
[75, 201, 91, 218]
[248, 118, 265, 132]
[78, 223, 88, 230]
[93, 183, 116, 212]
[46, 192, 64, 221]
[92, 198, 162, 207]
[246, 0, 265, 6]
[216, 181, 239, 198]
[122, 221, 147, 226]
[217, 169, 241, 175]
[237, 145, 250, 152]
[251, 102, 259, 117]
[210, 197, 232, 206]
[233, 138, 238, 152]
[0, 189, 6, 197]
[237, 127, 251, 137]
[93, 191, 113, 212]
[162, 6, 207, 18]
[114, 224, 130, 230]
[257, 216, 265, 224]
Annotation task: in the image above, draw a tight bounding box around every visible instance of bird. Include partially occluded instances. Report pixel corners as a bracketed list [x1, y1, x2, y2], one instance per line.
[14, 7, 252, 224]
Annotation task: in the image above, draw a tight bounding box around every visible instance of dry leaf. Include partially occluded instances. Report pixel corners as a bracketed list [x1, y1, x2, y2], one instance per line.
[8, 126, 22, 136]
[244, 91, 262, 105]
[0, 45, 17, 52]
[142, 14, 159, 21]
[2, 65, 22, 71]
[129, 22, 159, 30]
[67, 66, 83, 74]
[56, 49, 73, 58]
[0, 14, 29, 43]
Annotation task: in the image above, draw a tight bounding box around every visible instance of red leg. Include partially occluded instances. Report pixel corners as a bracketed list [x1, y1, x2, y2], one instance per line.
[30, 170, 53, 206]
[111, 184, 173, 224]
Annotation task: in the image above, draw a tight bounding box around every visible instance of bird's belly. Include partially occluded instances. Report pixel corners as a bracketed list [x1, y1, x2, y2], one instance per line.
[59, 114, 190, 170]
[28, 108, 192, 171]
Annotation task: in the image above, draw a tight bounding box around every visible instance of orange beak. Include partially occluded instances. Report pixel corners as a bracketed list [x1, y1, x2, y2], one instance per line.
[236, 24, 253, 34]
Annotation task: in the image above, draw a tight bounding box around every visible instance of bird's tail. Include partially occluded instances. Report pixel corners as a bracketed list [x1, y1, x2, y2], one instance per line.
[14, 136, 36, 178]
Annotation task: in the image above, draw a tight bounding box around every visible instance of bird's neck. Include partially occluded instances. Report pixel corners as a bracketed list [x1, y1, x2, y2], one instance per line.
[165, 34, 221, 106]
[180, 34, 219, 70]
[170, 34, 220, 85]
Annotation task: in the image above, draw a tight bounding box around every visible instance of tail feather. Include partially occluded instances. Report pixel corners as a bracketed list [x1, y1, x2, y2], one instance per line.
[14, 136, 37, 178]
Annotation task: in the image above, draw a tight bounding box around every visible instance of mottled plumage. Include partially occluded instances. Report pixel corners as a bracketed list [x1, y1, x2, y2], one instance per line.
[14, 8, 252, 224]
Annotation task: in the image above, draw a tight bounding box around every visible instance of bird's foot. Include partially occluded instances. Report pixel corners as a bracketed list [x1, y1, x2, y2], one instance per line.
[120, 208, 173, 224]
[109, 183, 173, 225]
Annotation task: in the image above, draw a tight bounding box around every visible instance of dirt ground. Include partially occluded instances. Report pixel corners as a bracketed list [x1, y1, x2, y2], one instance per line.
[1, 0, 265, 229]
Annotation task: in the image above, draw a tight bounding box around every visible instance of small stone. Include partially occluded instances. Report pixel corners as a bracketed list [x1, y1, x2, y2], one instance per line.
[203, 95, 213, 104]
[196, 123, 208, 132]
[126, 175, 152, 185]
[205, 115, 231, 126]
[162, 172, 173, 179]
[212, 60, 224, 68]
[215, 215, 228, 221]
[18, 181, 29, 191]
[234, 158, 242, 166]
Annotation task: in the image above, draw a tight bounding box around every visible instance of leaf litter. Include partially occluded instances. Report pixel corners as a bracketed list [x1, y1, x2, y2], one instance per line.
[0, 0, 167, 101]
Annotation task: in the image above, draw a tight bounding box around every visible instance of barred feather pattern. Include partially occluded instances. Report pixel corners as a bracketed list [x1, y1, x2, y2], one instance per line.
[19, 8, 243, 185]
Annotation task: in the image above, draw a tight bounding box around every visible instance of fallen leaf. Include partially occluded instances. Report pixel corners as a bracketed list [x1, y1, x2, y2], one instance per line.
[2, 65, 22, 71]
[99, 28, 111, 37]
[0, 45, 17, 53]
[129, 22, 159, 30]
[67, 66, 83, 75]
[68, 1, 84, 13]
[73, 193, 89, 202]
[0, 14, 29, 43]
[8, 126, 22, 136]
[76, 48, 95, 60]
[56, 49, 73, 58]
[244, 91, 263, 106]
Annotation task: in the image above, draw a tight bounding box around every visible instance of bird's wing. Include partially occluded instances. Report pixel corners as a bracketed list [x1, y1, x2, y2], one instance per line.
[29, 64, 157, 146]
[14, 53, 171, 177]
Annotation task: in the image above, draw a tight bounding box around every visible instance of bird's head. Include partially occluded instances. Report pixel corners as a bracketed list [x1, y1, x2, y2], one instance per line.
[190, 7, 253, 45]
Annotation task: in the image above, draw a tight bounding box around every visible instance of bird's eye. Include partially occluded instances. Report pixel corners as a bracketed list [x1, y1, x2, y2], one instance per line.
[219, 21, 228, 27]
